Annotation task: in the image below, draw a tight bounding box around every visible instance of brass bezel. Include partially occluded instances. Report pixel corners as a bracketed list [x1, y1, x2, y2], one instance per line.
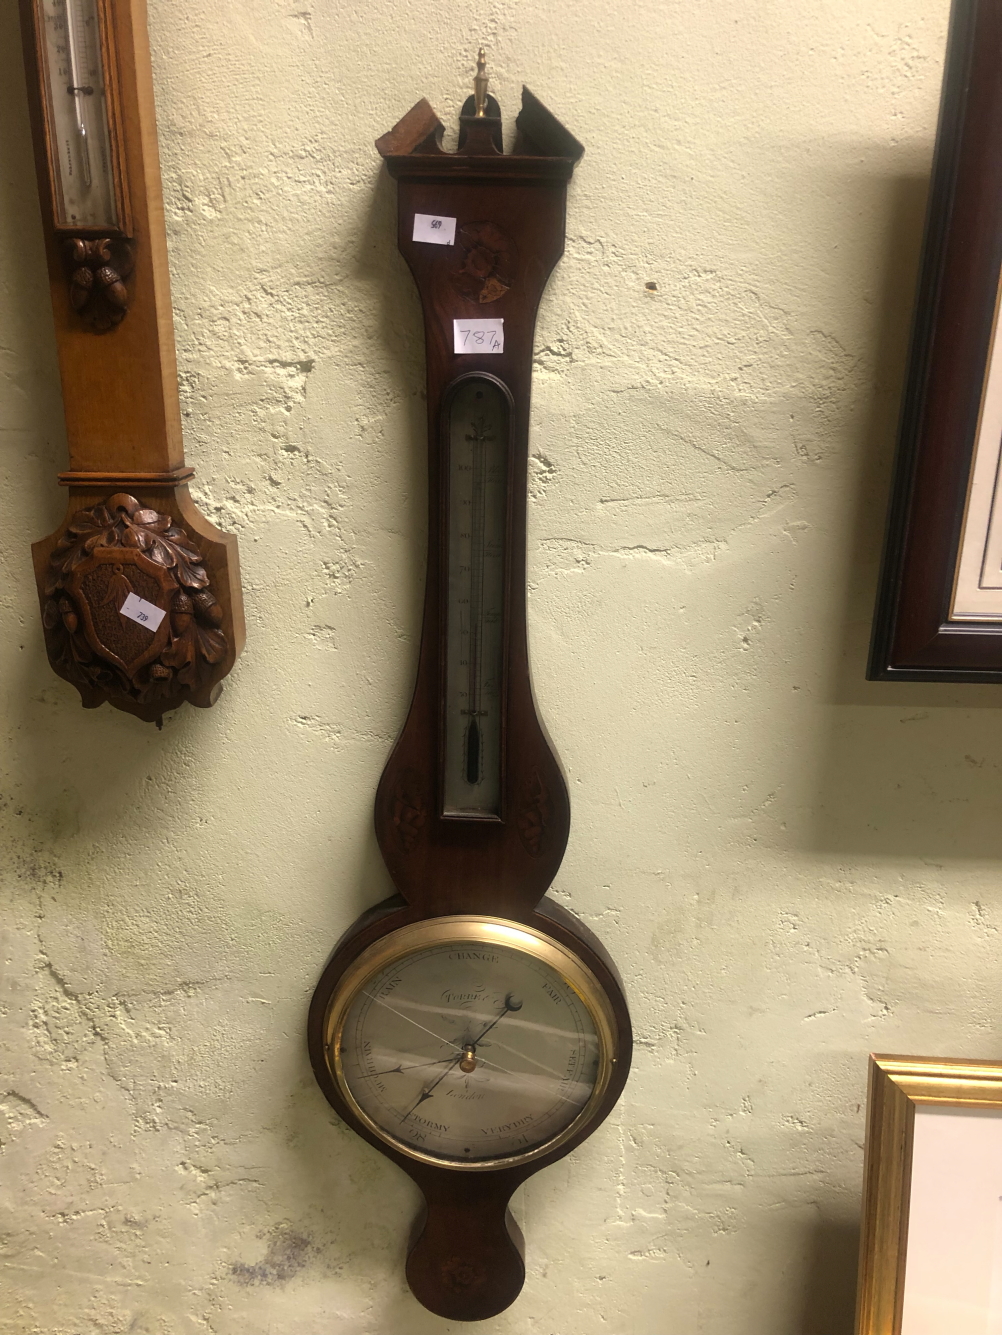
[324, 915, 619, 1172]
[856, 1053, 1002, 1335]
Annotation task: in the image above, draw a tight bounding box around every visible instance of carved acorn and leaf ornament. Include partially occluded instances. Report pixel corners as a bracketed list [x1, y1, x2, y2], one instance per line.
[42, 493, 227, 715]
[63, 237, 135, 332]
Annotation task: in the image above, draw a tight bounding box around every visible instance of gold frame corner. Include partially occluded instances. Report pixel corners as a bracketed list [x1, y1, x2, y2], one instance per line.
[855, 1053, 1002, 1335]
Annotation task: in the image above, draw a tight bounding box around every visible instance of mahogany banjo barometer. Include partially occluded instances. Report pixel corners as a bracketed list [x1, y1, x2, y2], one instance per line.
[308, 54, 632, 1320]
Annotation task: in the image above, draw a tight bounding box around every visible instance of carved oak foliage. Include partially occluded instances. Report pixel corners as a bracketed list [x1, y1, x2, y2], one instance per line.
[63, 237, 135, 332]
[42, 493, 226, 708]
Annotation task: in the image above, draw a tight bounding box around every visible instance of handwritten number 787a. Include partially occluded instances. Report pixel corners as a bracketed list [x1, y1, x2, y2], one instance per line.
[459, 329, 501, 350]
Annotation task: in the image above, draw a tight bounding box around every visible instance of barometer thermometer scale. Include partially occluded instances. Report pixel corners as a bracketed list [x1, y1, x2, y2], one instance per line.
[309, 55, 632, 1320]
[38, 0, 120, 226]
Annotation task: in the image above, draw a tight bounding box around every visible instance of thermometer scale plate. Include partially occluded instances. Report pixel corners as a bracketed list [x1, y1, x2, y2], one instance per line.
[30, 0, 127, 232]
[444, 375, 510, 817]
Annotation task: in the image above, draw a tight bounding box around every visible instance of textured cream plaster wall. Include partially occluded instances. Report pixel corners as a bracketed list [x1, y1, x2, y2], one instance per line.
[3, 0, 999, 1332]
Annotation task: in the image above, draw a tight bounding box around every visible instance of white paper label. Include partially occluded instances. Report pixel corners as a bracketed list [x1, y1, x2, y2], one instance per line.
[119, 592, 167, 632]
[412, 213, 456, 245]
[453, 318, 504, 354]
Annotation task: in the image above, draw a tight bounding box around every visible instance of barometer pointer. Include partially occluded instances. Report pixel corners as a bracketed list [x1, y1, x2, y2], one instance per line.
[400, 1053, 466, 1122]
[356, 1056, 461, 1080]
[400, 992, 524, 1120]
[463, 991, 523, 1051]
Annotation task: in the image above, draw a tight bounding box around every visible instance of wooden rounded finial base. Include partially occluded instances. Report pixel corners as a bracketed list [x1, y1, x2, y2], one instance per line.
[406, 1181, 525, 1321]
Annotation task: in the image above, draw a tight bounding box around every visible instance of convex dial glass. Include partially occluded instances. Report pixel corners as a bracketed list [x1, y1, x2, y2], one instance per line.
[37, 0, 119, 227]
[328, 919, 615, 1167]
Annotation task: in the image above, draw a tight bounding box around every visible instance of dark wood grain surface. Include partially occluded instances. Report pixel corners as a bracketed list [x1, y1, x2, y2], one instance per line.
[373, 166, 572, 918]
[307, 895, 632, 1321]
[869, 0, 1002, 680]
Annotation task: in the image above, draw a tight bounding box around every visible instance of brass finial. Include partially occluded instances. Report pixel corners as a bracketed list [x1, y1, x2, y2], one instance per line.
[474, 47, 488, 117]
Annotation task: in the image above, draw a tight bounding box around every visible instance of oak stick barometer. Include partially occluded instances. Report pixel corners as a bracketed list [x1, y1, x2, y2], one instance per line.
[308, 55, 632, 1320]
[19, 0, 244, 722]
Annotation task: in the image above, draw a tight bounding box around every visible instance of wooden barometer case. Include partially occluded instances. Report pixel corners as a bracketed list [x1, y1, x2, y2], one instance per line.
[308, 56, 632, 1321]
[19, 0, 243, 723]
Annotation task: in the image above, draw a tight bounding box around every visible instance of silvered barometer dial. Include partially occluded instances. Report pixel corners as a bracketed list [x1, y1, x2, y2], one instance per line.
[308, 53, 632, 1322]
[328, 919, 615, 1167]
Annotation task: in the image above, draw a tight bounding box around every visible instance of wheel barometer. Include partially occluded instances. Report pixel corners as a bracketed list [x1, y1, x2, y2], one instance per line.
[308, 54, 632, 1320]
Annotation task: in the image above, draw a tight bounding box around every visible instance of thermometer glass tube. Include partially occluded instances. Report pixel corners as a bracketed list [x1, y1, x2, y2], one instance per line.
[443, 377, 509, 817]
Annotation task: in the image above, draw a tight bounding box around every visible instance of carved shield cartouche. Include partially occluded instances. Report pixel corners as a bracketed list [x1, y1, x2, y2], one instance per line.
[42, 493, 226, 712]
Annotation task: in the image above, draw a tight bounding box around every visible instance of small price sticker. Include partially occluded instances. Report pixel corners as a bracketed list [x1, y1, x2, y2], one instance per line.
[119, 592, 166, 632]
[453, 318, 504, 354]
[413, 213, 457, 245]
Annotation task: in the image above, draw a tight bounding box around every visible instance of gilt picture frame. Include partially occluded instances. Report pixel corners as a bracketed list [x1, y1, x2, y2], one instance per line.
[869, 0, 1002, 681]
[855, 1054, 1002, 1335]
